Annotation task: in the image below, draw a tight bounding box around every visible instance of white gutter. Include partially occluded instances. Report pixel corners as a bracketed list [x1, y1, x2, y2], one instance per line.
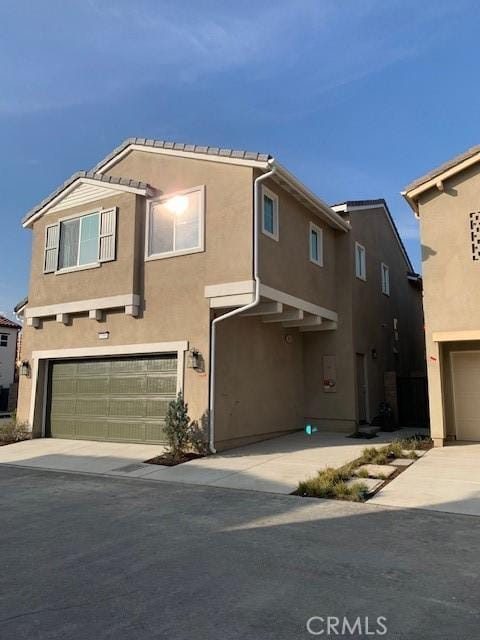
[208, 160, 276, 453]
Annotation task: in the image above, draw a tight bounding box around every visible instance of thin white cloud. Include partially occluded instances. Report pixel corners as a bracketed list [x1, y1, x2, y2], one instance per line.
[0, 0, 467, 116]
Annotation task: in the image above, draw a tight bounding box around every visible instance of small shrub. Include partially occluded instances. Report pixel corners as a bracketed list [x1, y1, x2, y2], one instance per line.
[164, 392, 191, 461]
[0, 420, 30, 444]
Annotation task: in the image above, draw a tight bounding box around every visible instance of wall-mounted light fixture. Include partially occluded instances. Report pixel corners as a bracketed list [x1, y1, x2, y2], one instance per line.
[187, 348, 202, 371]
[19, 360, 30, 377]
[371, 348, 377, 360]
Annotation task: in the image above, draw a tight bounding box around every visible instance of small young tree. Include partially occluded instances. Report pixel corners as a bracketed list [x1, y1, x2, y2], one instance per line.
[164, 392, 191, 460]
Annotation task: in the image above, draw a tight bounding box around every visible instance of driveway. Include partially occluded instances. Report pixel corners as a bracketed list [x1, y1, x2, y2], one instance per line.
[0, 429, 424, 494]
[370, 441, 480, 516]
[0, 466, 479, 639]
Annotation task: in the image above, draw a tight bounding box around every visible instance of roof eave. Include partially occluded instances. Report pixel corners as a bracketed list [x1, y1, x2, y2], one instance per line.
[273, 163, 349, 232]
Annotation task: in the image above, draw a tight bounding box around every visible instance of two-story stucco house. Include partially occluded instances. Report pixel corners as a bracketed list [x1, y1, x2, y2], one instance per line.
[15, 138, 425, 451]
[404, 144, 480, 445]
[0, 315, 21, 411]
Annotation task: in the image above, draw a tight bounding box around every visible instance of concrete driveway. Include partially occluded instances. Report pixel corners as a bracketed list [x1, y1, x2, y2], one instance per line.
[0, 465, 479, 639]
[0, 429, 423, 494]
[370, 441, 480, 516]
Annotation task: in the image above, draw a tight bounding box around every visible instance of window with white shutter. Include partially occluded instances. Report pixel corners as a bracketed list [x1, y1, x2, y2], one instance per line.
[44, 223, 60, 273]
[99, 207, 117, 262]
[43, 207, 117, 274]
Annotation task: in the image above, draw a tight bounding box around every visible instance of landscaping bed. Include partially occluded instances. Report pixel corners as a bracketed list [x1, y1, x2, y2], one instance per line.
[296, 437, 433, 502]
[144, 452, 205, 467]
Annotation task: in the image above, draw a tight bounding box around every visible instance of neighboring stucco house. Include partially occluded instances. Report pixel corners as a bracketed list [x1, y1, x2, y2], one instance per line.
[0, 315, 21, 411]
[404, 144, 480, 445]
[15, 138, 425, 450]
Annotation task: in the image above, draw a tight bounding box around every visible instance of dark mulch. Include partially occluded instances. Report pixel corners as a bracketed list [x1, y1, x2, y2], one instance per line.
[144, 452, 205, 467]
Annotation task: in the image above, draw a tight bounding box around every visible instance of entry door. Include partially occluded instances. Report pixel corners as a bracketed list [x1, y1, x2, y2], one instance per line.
[356, 353, 368, 424]
[451, 351, 480, 441]
[48, 354, 178, 444]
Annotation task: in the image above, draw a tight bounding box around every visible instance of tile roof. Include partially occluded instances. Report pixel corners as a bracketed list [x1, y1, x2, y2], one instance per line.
[404, 144, 480, 193]
[22, 171, 151, 225]
[92, 137, 271, 173]
[14, 297, 28, 313]
[0, 315, 22, 330]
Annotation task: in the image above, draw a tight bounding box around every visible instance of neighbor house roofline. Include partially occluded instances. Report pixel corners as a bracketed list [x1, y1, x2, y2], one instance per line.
[0, 314, 22, 330]
[22, 171, 154, 228]
[402, 144, 480, 215]
[331, 199, 414, 272]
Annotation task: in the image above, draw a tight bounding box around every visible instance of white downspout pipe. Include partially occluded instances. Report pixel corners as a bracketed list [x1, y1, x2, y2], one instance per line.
[208, 160, 276, 453]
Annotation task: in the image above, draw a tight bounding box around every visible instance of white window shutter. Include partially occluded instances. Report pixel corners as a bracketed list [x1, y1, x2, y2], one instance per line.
[99, 207, 117, 262]
[44, 223, 59, 273]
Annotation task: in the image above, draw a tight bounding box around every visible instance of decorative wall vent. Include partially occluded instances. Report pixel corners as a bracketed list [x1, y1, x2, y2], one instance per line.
[470, 212, 480, 260]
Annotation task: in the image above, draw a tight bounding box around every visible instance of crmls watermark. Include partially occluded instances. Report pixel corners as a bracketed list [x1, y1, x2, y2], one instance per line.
[306, 616, 388, 636]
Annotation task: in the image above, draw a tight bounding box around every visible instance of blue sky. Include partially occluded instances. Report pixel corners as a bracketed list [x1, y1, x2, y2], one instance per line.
[1, 0, 480, 318]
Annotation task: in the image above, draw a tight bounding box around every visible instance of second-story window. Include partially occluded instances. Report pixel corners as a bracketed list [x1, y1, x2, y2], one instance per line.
[58, 213, 100, 270]
[147, 186, 204, 259]
[262, 187, 279, 241]
[381, 262, 390, 296]
[0, 334, 8, 347]
[309, 222, 323, 266]
[355, 242, 366, 280]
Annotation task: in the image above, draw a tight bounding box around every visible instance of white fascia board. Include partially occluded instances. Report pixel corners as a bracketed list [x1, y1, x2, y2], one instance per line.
[403, 150, 480, 206]
[259, 283, 337, 322]
[204, 280, 255, 298]
[97, 144, 271, 174]
[23, 179, 151, 229]
[273, 163, 349, 232]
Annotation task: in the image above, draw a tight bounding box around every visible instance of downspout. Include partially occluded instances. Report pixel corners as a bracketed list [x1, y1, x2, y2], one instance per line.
[208, 160, 276, 453]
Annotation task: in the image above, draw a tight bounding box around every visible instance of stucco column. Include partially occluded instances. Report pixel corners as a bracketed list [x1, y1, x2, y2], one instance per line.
[426, 339, 446, 446]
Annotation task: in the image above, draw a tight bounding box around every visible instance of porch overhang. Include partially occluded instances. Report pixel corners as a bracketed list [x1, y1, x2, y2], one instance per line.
[204, 281, 337, 332]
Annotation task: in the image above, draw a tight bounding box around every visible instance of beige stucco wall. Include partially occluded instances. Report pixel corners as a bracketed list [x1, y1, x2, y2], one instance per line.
[349, 207, 425, 421]
[214, 315, 304, 450]
[303, 207, 424, 431]
[417, 163, 480, 442]
[257, 175, 338, 312]
[17, 150, 255, 437]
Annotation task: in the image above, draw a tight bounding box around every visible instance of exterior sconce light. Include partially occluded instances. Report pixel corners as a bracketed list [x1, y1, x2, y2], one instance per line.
[188, 349, 201, 371]
[371, 348, 377, 360]
[19, 360, 31, 377]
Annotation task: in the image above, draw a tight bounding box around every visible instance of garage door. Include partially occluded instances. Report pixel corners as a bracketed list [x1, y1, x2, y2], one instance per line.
[451, 351, 480, 441]
[48, 354, 177, 443]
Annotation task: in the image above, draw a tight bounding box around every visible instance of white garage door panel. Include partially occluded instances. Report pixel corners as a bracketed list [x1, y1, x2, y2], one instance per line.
[451, 351, 480, 441]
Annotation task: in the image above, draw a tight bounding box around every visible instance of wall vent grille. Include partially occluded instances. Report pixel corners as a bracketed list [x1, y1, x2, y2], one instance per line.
[470, 212, 480, 260]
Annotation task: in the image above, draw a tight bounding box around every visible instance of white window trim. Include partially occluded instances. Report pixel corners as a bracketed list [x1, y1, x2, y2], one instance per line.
[381, 262, 390, 296]
[355, 242, 366, 281]
[309, 222, 323, 267]
[145, 185, 205, 261]
[261, 186, 279, 242]
[0, 333, 8, 347]
[53, 208, 102, 274]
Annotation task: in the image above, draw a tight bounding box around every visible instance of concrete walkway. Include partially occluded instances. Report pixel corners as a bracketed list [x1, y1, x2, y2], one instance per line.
[370, 441, 480, 516]
[0, 429, 422, 494]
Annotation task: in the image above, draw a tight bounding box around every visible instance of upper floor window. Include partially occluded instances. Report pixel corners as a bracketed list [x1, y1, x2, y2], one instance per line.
[355, 242, 366, 280]
[58, 212, 100, 270]
[309, 222, 323, 266]
[146, 186, 204, 260]
[0, 334, 7, 347]
[44, 208, 117, 274]
[261, 187, 279, 241]
[381, 262, 390, 296]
